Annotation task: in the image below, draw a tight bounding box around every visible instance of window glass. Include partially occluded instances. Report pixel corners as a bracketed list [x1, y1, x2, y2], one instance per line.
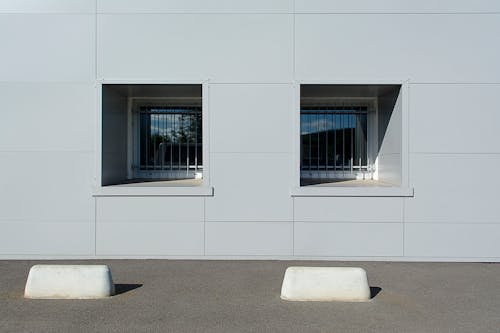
[300, 106, 368, 184]
[139, 106, 202, 177]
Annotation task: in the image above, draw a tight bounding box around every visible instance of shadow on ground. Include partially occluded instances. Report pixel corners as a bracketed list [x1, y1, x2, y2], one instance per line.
[370, 286, 382, 299]
[114, 284, 142, 296]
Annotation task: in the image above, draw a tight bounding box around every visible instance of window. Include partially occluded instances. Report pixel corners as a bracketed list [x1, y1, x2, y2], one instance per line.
[300, 102, 371, 185]
[100, 84, 208, 190]
[135, 104, 202, 180]
[298, 84, 409, 192]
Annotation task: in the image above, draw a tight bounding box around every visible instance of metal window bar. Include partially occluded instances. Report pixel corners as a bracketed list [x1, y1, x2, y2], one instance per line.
[300, 106, 369, 175]
[138, 106, 202, 178]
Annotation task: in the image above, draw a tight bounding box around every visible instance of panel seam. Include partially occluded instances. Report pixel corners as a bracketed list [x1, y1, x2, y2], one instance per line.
[94, 197, 97, 256]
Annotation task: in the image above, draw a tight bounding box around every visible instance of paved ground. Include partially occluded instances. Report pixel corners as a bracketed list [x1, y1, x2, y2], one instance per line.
[0, 260, 499, 333]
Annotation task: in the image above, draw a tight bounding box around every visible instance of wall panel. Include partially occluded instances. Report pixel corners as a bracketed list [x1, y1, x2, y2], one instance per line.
[205, 153, 293, 222]
[97, 14, 293, 82]
[98, 0, 292, 13]
[295, 0, 500, 13]
[295, 14, 500, 83]
[96, 197, 204, 222]
[410, 84, 500, 153]
[0, 14, 95, 82]
[294, 197, 403, 223]
[0, 83, 94, 151]
[0, 152, 93, 223]
[96, 222, 204, 255]
[0, 0, 95, 13]
[205, 222, 292, 255]
[0, 222, 92, 255]
[294, 222, 403, 257]
[405, 154, 500, 223]
[210, 84, 294, 153]
[405, 223, 500, 258]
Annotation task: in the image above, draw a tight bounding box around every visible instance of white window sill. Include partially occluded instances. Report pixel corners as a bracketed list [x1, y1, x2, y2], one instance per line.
[92, 186, 214, 197]
[290, 186, 414, 197]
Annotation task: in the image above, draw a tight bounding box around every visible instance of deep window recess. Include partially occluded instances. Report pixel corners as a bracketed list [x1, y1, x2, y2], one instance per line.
[137, 106, 202, 179]
[300, 84, 402, 187]
[101, 84, 203, 187]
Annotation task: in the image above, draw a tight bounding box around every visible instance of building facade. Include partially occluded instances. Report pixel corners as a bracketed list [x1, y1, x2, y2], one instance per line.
[1, 0, 499, 261]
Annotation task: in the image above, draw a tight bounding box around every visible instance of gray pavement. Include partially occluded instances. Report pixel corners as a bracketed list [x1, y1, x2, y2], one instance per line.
[0, 260, 499, 333]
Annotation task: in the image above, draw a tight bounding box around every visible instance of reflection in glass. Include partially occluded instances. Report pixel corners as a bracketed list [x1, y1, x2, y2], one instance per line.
[139, 106, 202, 171]
[300, 106, 368, 172]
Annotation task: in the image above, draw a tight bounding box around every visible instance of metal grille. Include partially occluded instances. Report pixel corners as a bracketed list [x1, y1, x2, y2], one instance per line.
[138, 106, 202, 177]
[300, 106, 368, 175]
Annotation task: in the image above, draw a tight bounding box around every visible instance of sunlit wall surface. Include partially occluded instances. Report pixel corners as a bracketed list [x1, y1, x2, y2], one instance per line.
[0, 0, 499, 260]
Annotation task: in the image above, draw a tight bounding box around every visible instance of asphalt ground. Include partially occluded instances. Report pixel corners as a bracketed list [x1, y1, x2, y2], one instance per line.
[0, 260, 499, 333]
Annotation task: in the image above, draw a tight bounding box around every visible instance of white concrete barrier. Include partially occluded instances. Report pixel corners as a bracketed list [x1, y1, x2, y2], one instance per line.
[280, 267, 371, 302]
[24, 265, 115, 299]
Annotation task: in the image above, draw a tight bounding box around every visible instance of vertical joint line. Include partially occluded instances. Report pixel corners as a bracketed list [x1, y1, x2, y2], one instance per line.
[94, 197, 97, 256]
[94, 0, 98, 79]
[402, 198, 406, 257]
[292, 0, 296, 80]
[203, 197, 206, 256]
[292, 197, 295, 256]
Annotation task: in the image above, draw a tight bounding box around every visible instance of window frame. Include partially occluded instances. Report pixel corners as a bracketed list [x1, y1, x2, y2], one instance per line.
[93, 80, 213, 197]
[291, 80, 413, 197]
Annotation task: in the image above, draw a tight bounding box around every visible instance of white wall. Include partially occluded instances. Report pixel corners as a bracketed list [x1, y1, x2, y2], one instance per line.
[294, 14, 500, 83]
[1, 0, 499, 260]
[97, 13, 293, 82]
[405, 85, 500, 259]
[0, 0, 95, 256]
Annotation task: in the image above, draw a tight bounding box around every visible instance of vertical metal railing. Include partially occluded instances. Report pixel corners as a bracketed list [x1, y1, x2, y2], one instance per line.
[300, 106, 368, 175]
[138, 106, 202, 177]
